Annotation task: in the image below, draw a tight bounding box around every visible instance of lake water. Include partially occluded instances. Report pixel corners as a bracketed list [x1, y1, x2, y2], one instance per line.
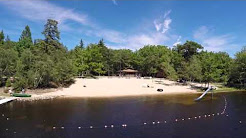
[0, 92, 245, 138]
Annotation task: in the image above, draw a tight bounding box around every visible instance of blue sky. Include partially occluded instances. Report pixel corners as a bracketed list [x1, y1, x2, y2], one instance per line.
[0, 0, 245, 56]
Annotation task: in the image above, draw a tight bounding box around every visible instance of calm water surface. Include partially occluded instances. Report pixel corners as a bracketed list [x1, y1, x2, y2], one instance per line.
[0, 92, 245, 138]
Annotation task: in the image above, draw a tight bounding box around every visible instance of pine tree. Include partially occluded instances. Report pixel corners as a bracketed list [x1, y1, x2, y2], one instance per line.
[79, 39, 84, 49]
[5, 35, 10, 42]
[98, 39, 105, 47]
[42, 19, 60, 43]
[0, 30, 5, 45]
[18, 26, 33, 49]
[19, 25, 32, 43]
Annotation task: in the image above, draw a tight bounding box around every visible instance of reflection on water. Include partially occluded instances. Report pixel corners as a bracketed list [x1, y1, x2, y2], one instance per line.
[0, 92, 245, 138]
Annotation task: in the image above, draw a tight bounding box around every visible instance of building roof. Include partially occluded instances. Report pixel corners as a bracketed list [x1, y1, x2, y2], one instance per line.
[121, 69, 139, 73]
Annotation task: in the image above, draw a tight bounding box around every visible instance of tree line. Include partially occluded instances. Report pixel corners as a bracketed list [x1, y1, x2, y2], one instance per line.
[0, 19, 245, 91]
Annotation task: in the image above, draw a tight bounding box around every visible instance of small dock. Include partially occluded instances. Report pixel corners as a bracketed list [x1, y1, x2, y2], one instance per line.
[0, 97, 18, 105]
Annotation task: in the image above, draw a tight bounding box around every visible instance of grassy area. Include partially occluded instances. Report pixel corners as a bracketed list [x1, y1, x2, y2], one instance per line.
[213, 87, 242, 92]
[210, 83, 245, 92]
[193, 83, 245, 93]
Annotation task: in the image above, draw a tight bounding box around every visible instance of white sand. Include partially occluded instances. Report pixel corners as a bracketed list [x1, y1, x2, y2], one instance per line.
[34, 77, 197, 98]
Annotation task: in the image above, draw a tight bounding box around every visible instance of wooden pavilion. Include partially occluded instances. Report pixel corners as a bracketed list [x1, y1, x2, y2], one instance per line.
[118, 69, 139, 77]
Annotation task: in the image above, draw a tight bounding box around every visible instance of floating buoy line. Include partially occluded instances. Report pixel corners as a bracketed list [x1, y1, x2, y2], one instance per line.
[221, 95, 227, 114]
[0, 95, 244, 134]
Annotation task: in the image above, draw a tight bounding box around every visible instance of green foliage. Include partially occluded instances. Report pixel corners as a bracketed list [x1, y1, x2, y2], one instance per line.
[161, 62, 178, 80]
[18, 25, 33, 49]
[5, 78, 11, 87]
[79, 39, 84, 49]
[42, 19, 60, 49]
[86, 44, 105, 75]
[70, 45, 88, 76]
[112, 49, 135, 73]
[98, 39, 105, 47]
[0, 48, 18, 78]
[13, 76, 27, 92]
[137, 45, 174, 78]
[194, 51, 232, 86]
[5, 35, 10, 42]
[13, 60, 28, 90]
[187, 55, 202, 82]
[174, 41, 203, 61]
[0, 30, 4, 45]
[228, 47, 246, 88]
[176, 61, 189, 80]
[19, 25, 32, 43]
[0, 19, 76, 90]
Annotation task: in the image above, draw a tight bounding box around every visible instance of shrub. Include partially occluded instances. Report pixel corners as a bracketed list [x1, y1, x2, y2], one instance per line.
[13, 77, 27, 92]
[5, 78, 11, 87]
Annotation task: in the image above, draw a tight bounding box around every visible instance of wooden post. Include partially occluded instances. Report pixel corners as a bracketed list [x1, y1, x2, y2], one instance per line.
[211, 88, 213, 100]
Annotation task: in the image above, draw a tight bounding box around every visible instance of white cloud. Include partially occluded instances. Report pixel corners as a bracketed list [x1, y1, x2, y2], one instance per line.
[203, 35, 233, 51]
[5, 1, 86, 24]
[164, 10, 172, 18]
[162, 17, 172, 34]
[126, 32, 170, 49]
[112, 0, 118, 5]
[154, 20, 162, 32]
[107, 32, 170, 50]
[1, 0, 91, 31]
[193, 26, 235, 52]
[153, 10, 172, 34]
[86, 9, 175, 49]
[193, 26, 209, 39]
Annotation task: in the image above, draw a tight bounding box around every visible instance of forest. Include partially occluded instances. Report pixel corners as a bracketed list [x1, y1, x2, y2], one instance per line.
[0, 19, 245, 91]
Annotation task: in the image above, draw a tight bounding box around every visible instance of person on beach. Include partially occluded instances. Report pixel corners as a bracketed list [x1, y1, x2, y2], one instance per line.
[8, 89, 13, 95]
[21, 88, 25, 94]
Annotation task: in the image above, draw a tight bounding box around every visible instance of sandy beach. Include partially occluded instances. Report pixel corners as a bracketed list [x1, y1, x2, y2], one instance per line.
[25, 77, 197, 100]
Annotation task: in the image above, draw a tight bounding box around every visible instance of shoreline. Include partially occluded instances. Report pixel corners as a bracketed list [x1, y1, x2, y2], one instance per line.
[1, 77, 245, 101]
[15, 90, 245, 101]
[15, 92, 196, 101]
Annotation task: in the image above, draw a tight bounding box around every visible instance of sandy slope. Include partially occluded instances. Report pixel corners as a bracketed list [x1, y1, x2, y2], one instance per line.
[36, 77, 197, 98]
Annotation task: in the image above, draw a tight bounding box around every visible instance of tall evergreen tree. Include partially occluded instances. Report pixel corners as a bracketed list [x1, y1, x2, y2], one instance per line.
[41, 19, 61, 52]
[19, 25, 32, 43]
[16, 26, 33, 53]
[0, 30, 5, 45]
[5, 35, 10, 42]
[98, 39, 105, 47]
[42, 19, 60, 43]
[79, 39, 84, 49]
